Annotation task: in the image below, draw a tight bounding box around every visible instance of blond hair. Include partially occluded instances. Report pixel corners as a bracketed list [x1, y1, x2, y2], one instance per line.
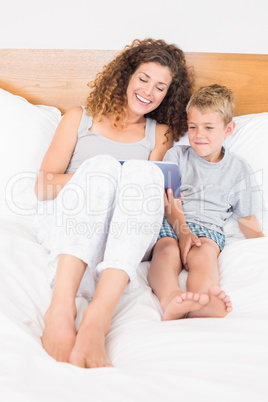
[186, 84, 235, 126]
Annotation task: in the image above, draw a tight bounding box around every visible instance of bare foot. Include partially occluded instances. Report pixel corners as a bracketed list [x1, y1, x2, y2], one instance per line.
[69, 302, 112, 368]
[162, 291, 209, 321]
[42, 307, 77, 362]
[188, 285, 233, 318]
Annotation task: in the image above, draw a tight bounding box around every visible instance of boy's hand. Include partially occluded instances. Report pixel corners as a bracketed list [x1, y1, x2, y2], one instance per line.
[178, 228, 201, 267]
[164, 188, 183, 211]
[164, 188, 201, 265]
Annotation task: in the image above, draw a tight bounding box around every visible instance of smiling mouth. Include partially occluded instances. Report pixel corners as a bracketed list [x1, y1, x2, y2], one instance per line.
[136, 94, 151, 104]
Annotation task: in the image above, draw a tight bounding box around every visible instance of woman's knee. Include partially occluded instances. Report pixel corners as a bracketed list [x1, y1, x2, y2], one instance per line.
[57, 156, 121, 216]
[79, 155, 121, 177]
[70, 156, 121, 199]
[123, 160, 164, 186]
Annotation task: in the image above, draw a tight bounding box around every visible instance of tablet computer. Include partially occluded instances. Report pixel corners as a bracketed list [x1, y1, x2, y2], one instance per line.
[119, 160, 181, 198]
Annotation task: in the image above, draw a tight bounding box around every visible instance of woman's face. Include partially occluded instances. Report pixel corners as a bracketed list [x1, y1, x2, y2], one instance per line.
[126, 62, 172, 119]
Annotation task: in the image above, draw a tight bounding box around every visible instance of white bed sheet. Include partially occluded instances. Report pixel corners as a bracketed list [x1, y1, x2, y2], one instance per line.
[0, 202, 268, 402]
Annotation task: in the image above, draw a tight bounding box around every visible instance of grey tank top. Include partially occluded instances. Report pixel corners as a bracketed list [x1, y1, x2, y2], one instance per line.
[65, 107, 157, 173]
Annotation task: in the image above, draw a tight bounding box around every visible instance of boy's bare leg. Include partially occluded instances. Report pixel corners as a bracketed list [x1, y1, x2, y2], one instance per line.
[69, 268, 129, 368]
[42, 254, 87, 362]
[148, 237, 209, 320]
[186, 238, 233, 318]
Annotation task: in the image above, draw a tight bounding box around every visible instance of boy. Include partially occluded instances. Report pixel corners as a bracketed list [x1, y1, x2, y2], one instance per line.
[148, 84, 264, 319]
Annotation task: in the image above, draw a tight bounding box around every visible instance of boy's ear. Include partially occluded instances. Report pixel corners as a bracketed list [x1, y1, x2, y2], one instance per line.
[224, 121, 236, 138]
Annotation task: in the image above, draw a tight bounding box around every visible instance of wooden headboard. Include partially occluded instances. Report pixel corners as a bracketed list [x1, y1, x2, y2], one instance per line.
[1, 49, 267, 116]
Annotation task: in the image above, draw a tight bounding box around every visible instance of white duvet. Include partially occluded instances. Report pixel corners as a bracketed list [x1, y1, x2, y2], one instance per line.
[0, 202, 268, 402]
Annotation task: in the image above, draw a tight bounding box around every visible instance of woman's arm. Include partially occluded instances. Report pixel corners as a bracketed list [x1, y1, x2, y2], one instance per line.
[238, 215, 265, 238]
[34, 106, 83, 201]
[149, 124, 173, 161]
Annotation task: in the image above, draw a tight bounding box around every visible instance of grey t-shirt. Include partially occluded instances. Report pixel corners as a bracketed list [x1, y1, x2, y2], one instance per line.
[163, 145, 259, 233]
[65, 107, 157, 173]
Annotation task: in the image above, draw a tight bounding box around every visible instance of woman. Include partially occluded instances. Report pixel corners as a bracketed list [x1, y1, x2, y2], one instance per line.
[34, 38, 193, 368]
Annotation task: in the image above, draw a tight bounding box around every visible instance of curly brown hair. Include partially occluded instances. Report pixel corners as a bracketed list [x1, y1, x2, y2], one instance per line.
[86, 38, 194, 141]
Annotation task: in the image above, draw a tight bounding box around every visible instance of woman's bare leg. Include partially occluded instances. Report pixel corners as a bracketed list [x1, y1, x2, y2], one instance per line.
[69, 268, 129, 368]
[148, 237, 209, 320]
[42, 255, 87, 362]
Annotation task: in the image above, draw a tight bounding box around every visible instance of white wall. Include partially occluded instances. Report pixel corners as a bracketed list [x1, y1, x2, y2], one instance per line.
[1, 0, 267, 53]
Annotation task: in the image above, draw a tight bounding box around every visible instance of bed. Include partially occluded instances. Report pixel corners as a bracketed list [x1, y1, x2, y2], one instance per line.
[0, 49, 268, 402]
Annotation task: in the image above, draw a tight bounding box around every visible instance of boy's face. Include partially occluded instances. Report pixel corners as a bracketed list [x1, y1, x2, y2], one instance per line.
[187, 107, 235, 163]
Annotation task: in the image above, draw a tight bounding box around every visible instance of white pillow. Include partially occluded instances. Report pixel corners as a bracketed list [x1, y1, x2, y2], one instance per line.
[224, 113, 268, 237]
[0, 89, 61, 214]
[227, 113, 268, 205]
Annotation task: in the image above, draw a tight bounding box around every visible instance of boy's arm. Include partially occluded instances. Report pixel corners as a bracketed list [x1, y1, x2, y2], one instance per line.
[237, 215, 265, 238]
[165, 189, 201, 265]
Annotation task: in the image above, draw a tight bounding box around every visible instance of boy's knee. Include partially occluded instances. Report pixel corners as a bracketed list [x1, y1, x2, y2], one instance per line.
[187, 238, 219, 261]
[154, 237, 180, 258]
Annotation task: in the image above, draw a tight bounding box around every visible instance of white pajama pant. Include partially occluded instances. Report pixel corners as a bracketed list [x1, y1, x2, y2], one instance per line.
[34, 155, 164, 300]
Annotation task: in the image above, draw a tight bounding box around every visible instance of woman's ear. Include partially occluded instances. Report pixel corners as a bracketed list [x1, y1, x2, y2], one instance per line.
[224, 121, 236, 138]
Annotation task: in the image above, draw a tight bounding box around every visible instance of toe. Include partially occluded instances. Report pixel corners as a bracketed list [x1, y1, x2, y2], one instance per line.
[199, 293, 209, 305]
[193, 293, 200, 301]
[180, 293, 187, 301]
[175, 295, 184, 304]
